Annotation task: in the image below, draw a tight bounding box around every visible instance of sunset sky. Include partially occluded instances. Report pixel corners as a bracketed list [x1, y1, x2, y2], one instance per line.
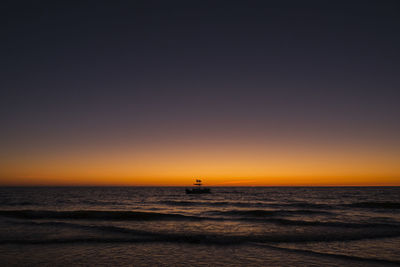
[1, 1, 399, 186]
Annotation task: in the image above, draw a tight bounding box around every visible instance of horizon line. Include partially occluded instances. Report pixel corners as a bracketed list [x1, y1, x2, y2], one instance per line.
[1, 185, 400, 187]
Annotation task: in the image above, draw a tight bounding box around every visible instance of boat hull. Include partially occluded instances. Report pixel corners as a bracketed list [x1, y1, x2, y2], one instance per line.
[185, 188, 211, 194]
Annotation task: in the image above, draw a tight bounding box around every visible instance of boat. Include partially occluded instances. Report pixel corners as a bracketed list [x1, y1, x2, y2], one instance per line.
[185, 179, 211, 194]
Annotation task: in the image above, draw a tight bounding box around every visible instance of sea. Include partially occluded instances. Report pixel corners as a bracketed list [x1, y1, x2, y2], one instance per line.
[0, 186, 399, 266]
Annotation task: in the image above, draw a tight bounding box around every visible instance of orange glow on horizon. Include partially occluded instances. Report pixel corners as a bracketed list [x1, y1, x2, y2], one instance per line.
[1, 133, 399, 186]
[1, 174, 399, 187]
[0, 175, 399, 187]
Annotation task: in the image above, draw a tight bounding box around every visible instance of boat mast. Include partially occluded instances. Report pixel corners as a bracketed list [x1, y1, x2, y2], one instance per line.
[194, 179, 202, 187]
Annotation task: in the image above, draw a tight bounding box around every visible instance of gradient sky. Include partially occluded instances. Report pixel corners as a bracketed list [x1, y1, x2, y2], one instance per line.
[1, 1, 400, 186]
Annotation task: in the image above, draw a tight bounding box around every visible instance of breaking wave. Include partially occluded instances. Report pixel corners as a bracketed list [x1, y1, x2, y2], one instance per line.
[1, 209, 399, 229]
[3, 220, 400, 246]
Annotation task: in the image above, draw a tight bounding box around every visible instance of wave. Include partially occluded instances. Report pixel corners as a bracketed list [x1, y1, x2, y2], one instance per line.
[255, 243, 400, 265]
[160, 200, 338, 211]
[79, 200, 125, 206]
[258, 218, 399, 228]
[161, 200, 400, 211]
[0, 199, 122, 207]
[278, 203, 334, 209]
[9, 199, 397, 212]
[0, 201, 35, 206]
[344, 201, 400, 209]
[4, 220, 400, 246]
[0, 210, 198, 221]
[1, 209, 399, 231]
[160, 200, 267, 208]
[210, 209, 333, 217]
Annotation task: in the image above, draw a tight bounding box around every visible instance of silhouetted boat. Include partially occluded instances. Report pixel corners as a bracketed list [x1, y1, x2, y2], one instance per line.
[185, 179, 211, 194]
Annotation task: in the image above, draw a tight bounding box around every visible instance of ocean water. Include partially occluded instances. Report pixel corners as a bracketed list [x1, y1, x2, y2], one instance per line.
[0, 187, 399, 266]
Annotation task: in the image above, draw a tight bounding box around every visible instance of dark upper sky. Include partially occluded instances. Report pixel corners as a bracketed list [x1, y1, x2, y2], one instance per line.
[1, 1, 400, 184]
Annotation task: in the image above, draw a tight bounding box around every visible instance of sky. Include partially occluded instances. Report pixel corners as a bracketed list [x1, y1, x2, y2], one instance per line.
[1, 0, 400, 186]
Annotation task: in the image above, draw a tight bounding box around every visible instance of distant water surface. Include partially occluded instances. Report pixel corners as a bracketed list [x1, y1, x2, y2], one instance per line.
[0, 187, 399, 266]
